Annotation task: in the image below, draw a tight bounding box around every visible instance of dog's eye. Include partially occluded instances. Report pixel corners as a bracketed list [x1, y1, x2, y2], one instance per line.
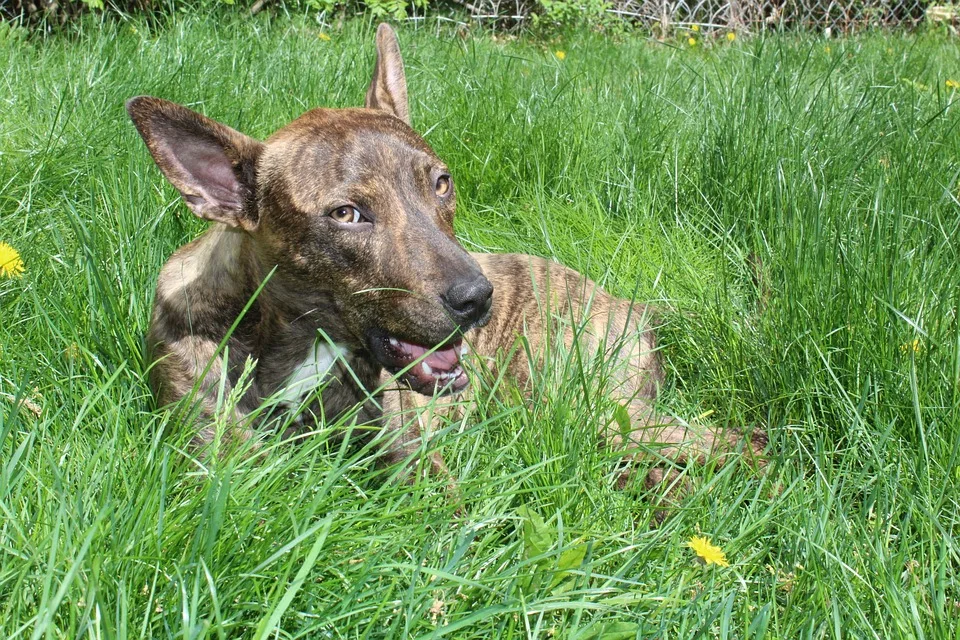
[329, 206, 362, 224]
[435, 175, 451, 198]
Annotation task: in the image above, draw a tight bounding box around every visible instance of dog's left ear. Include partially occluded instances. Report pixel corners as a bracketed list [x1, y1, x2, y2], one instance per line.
[365, 23, 410, 125]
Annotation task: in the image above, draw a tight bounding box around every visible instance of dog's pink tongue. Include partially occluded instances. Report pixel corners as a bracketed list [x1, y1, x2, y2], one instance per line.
[395, 338, 468, 394]
[424, 345, 461, 370]
[401, 340, 461, 371]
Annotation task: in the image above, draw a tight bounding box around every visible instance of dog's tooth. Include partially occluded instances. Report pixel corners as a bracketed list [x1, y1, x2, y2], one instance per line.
[459, 345, 468, 357]
[422, 362, 433, 375]
[389, 337, 400, 347]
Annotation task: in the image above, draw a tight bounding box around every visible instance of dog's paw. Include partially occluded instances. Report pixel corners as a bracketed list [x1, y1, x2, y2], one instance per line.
[611, 465, 687, 525]
[613, 425, 770, 524]
[726, 426, 769, 469]
[190, 424, 260, 459]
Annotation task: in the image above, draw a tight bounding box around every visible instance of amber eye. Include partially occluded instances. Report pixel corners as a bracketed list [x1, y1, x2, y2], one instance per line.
[435, 175, 451, 197]
[329, 206, 362, 224]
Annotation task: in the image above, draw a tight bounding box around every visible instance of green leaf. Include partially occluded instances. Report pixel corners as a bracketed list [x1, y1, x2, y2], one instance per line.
[517, 504, 555, 560]
[747, 603, 772, 639]
[557, 542, 586, 571]
[550, 542, 587, 589]
[574, 621, 640, 640]
[510, 385, 525, 408]
[613, 403, 632, 442]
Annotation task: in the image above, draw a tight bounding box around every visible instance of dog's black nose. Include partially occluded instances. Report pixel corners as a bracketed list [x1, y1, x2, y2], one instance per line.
[442, 274, 493, 327]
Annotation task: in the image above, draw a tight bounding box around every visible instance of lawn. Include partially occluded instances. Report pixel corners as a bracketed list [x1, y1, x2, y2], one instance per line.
[2, 13, 960, 638]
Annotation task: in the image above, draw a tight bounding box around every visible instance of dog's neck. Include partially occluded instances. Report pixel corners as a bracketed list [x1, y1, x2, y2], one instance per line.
[205, 226, 323, 333]
[164, 224, 381, 411]
[206, 225, 367, 371]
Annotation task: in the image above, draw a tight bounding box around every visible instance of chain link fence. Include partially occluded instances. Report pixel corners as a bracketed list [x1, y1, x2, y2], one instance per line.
[460, 0, 954, 32]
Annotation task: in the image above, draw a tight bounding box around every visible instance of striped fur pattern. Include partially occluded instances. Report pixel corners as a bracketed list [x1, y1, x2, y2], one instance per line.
[130, 23, 765, 494]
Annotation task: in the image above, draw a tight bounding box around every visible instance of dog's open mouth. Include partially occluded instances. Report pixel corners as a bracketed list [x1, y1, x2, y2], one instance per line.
[377, 335, 469, 395]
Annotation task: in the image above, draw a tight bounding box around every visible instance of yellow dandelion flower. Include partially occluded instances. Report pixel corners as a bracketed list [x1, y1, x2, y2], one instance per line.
[825, 45, 831, 54]
[688, 37, 697, 46]
[554, 50, 566, 61]
[727, 32, 736, 41]
[318, 32, 331, 41]
[900, 338, 922, 354]
[947, 79, 960, 90]
[0, 242, 24, 278]
[688, 536, 730, 567]
[691, 24, 700, 32]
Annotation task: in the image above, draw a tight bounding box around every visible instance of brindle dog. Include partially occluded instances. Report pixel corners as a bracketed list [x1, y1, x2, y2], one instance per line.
[129, 24, 765, 489]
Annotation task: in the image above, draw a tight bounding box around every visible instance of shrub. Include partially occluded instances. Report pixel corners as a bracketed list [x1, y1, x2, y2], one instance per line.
[2, 0, 609, 30]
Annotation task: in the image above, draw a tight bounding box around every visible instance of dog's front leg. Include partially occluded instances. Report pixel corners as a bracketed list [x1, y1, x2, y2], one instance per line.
[376, 383, 458, 493]
[150, 334, 260, 452]
[605, 398, 768, 506]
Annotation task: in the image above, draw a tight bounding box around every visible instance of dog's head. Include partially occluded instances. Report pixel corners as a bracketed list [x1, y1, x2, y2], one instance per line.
[127, 24, 492, 396]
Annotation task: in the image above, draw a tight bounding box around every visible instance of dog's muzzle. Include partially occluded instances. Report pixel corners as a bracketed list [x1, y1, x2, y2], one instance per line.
[371, 332, 470, 395]
[368, 275, 492, 395]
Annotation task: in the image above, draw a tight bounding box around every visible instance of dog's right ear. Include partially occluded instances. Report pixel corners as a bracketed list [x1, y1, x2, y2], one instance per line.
[365, 23, 410, 125]
[126, 96, 263, 231]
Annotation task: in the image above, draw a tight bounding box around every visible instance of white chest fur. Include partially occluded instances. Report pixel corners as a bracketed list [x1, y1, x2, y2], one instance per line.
[278, 340, 346, 407]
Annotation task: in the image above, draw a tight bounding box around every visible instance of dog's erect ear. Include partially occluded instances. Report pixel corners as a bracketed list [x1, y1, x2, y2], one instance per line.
[365, 23, 410, 125]
[126, 96, 263, 231]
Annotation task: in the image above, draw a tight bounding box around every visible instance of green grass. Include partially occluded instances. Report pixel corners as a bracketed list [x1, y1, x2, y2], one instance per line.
[2, 13, 960, 638]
